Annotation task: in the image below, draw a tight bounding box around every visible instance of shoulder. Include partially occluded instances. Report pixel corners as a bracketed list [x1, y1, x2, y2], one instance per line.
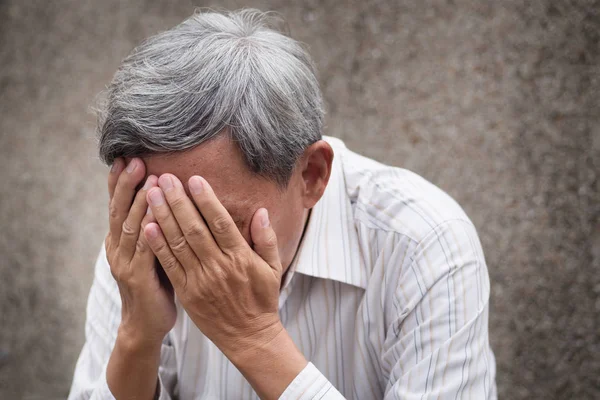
[328, 139, 487, 295]
[335, 142, 474, 244]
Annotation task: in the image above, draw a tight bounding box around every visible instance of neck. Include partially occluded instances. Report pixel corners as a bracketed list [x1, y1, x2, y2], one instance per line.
[279, 208, 312, 289]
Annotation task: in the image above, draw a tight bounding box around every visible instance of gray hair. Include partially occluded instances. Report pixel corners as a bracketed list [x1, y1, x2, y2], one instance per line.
[97, 9, 324, 186]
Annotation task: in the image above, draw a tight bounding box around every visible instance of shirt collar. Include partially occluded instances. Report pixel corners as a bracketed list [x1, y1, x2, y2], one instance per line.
[285, 136, 368, 290]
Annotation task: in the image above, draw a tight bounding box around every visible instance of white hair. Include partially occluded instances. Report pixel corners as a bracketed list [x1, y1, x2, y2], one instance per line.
[98, 9, 324, 186]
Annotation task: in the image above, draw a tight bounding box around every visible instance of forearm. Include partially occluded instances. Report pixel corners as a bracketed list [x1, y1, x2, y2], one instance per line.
[106, 327, 162, 400]
[229, 324, 308, 400]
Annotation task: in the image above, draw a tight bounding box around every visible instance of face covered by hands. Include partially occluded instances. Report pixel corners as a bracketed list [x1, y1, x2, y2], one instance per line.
[109, 137, 333, 399]
[143, 173, 284, 362]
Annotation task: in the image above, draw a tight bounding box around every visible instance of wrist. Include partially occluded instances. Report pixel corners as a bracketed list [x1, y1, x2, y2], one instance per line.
[107, 326, 162, 400]
[117, 324, 164, 356]
[221, 319, 285, 365]
[229, 325, 308, 400]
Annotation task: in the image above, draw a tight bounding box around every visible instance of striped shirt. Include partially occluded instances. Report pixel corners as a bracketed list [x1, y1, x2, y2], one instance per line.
[69, 136, 497, 399]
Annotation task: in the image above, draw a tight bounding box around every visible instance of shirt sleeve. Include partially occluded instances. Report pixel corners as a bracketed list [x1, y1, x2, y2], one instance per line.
[67, 245, 178, 400]
[278, 363, 346, 400]
[382, 219, 496, 399]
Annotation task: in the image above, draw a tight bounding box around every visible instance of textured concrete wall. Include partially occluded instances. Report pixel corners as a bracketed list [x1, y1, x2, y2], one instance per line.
[1, 1, 598, 399]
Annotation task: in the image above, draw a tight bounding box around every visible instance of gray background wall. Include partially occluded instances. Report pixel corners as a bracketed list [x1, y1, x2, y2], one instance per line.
[1, 0, 598, 399]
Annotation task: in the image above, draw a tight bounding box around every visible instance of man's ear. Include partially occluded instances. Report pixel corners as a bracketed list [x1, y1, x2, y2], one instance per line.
[299, 140, 334, 209]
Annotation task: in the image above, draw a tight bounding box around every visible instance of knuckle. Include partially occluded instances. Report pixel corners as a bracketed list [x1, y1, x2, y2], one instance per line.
[211, 215, 231, 235]
[264, 233, 278, 248]
[161, 257, 179, 272]
[109, 203, 120, 220]
[116, 270, 134, 284]
[184, 222, 205, 239]
[211, 266, 229, 282]
[151, 239, 168, 255]
[121, 220, 137, 237]
[169, 195, 187, 211]
[109, 260, 132, 283]
[110, 268, 122, 282]
[168, 235, 189, 255]
[230, 251, 248, 266]
[135, 238, 148, 254]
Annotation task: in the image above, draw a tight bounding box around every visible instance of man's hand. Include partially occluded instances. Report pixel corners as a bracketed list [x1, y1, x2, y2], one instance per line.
[143, 174, 283, 358]
[144, 174, 308, 399]
[104, 158, 176, 400]
[105, 158, 176, 344]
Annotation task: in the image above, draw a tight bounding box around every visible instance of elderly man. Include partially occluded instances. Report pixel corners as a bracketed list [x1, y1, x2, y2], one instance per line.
[69, 9, 496, 400]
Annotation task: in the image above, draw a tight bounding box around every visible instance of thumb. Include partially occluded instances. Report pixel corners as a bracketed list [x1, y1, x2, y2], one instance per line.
[250, 208, 281, 273]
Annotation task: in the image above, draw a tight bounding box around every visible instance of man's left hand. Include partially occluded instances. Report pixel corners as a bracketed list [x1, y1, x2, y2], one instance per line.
[143, 173, 283, 361]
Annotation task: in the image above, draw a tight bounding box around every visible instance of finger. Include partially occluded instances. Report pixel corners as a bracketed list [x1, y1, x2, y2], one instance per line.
[141, 207, 157, 229]
[107, 158, 124, 201]
[128, 211, 160, 273]
[157, 174, 218, 259]
[250, 208, 282, 274]
[145, 204, 157, 225]
[109, 158, 146, 244]
[147, 187, 199, 269]
[119, 175, 158, 260]
[188, 176, 246, 253]
[144, 222, 187, 290]
[129, 212, 157, 269]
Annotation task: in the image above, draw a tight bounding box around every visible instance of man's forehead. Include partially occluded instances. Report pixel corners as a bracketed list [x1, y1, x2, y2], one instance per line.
[139, 134, 250, 183]
[141, 153, 202, 181]
[136, 158, 258, 215]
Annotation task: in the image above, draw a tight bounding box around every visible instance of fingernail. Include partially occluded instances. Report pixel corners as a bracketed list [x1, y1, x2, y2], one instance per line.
[148, 189, 164, 206]
[260, 208, 270, 228]
[146, 206, 152, 215]
[159, 175, 174, 192]
[189, 176, 203, 195]
[126, 159, 137, 174]
[142, 177, 153, 191]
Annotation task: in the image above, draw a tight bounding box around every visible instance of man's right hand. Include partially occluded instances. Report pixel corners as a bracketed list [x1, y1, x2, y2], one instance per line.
[105, 157, 176, 400]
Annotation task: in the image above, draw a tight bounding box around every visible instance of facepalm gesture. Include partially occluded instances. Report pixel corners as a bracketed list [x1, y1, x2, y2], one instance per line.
[143, 173, 284, 361]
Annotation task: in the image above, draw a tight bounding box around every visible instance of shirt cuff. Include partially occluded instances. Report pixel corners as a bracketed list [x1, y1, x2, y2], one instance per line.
[279, 362, 345, 400]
